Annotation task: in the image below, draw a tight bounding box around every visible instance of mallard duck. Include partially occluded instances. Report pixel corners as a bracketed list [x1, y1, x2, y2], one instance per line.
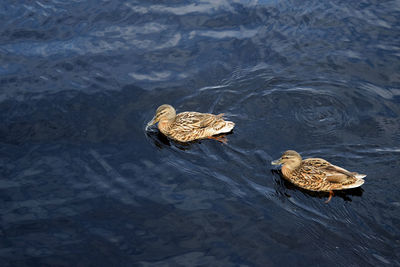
[146, 104, 235, 142]
[271, 150, 366, 202]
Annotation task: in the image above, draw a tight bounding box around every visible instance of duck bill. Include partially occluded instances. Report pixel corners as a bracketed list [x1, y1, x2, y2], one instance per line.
[145, 116, 157, 130]
[271, 159, 282, 165]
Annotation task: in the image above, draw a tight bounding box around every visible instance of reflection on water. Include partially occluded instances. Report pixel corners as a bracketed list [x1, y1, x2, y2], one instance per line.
[271, 169, 364, 202]
[1, 0, 400, 266]
[146, 125, 235, 150]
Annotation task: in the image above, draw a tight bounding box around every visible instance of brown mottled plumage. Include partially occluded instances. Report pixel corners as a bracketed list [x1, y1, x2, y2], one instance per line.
[146, 104, 235, 142]
[271, 150, 366, 202]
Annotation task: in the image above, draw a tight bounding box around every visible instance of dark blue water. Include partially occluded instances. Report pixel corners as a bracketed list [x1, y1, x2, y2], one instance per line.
[1, 1, 400, 266]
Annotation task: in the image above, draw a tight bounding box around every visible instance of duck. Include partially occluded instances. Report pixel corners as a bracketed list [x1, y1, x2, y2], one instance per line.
[146, 104, 235, 143]
[271, 150, 366, 202]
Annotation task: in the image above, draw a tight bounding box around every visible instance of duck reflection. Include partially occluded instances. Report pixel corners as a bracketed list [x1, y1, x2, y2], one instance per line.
[146, 128, 232, 150]
[271, 169, 364, 202]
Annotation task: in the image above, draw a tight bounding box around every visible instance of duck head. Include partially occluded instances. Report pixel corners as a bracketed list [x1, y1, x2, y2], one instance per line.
[271, 150, 302, 169]
[146, 104, 176, 129]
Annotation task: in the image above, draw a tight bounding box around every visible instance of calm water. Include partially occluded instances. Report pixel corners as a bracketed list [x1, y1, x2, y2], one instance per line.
[1, 0, 400, 266]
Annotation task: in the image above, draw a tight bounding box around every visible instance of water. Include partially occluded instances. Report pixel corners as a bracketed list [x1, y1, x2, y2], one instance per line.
[1, 0, 400, 266]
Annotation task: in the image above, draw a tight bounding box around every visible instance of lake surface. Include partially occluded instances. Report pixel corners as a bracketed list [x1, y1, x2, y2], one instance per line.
[1, 0, 400, 266]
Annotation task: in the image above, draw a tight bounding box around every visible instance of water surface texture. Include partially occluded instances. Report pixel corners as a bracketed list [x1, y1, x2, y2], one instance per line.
[1, 0, 400, 266]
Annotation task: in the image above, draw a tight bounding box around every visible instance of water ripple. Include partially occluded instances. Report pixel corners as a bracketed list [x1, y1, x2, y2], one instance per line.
[1, 0, 400, 265]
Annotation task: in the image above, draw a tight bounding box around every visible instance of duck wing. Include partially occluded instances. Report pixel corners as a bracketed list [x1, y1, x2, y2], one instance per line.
[303, 158, 364, 185]
[168, 112, 233, 142]
[174, 112, 217, 128]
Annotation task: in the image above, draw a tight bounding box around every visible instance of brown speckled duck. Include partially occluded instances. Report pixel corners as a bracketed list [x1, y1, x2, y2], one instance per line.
[146, 104, 235, 143]
[271, 150, 366, 202]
